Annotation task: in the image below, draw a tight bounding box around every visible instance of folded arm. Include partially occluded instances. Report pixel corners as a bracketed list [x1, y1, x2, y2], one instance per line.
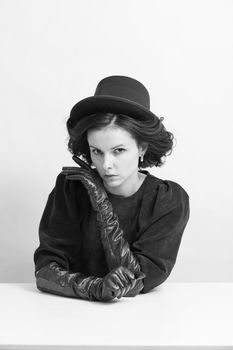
[35, 261, 107, 301]
[34, 171, 139, 301]
[62, 164, 190, 296]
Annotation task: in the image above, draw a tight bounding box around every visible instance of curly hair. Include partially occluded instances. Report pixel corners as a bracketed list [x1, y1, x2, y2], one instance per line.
[66, 112, 174, 168]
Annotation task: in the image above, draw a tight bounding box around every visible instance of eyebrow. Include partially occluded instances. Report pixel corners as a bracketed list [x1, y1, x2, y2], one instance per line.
[89, 144, 126, 150]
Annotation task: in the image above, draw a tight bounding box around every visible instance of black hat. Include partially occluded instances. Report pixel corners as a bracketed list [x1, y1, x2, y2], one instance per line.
[67, 75, 156, 129]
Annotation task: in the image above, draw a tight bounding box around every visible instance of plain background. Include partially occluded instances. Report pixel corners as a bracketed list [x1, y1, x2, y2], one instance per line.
[0, 0, 232, 282]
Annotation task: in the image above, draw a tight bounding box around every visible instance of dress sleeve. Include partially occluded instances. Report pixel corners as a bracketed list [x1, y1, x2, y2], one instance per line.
[131, 180, 190, 293]
[33, 172, 84, 275]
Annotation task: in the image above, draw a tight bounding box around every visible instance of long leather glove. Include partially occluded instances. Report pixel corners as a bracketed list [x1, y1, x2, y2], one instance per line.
[62, 156, 146, 296]
[36, 261, 137, 301]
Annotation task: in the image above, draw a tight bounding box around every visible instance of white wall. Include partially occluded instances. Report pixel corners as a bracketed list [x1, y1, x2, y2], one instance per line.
[0, 0, 232, 282]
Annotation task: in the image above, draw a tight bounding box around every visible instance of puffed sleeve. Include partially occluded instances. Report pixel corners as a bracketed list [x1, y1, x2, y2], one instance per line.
[131, 180, 190, 293]
[33, 172, 84, 275]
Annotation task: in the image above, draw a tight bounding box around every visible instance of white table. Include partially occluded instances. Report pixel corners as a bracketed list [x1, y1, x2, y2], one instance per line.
[0, 283, 232, 349]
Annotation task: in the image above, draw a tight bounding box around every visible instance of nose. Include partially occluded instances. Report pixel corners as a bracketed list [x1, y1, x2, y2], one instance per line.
[102, 154, 114, 171]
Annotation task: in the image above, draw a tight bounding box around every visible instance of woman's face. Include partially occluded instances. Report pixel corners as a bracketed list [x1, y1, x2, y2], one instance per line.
[87, 126, 146, 195]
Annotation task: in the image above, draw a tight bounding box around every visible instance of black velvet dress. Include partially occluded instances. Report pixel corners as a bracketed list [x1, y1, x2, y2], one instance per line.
[33, 169, 190, 294]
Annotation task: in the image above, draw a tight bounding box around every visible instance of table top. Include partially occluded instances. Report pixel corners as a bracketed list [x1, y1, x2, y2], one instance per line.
[0, 282, 233, 349]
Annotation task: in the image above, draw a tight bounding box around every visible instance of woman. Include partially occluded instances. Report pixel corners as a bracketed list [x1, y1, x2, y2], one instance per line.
[33, 75, 190, 302]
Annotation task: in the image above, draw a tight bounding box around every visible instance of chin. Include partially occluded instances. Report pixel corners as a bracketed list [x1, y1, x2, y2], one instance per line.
[104, 177, 122, 188]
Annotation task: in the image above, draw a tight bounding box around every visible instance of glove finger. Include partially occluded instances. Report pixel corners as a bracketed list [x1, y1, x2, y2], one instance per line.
[66, 169, 95, 183]
[114, 289, 122, 298]
[115, 276, 134, 298]
[116, 275, 136, 299]
[111, 286, 122, 299]
[121, 271, 138, 296]
[62, 167, 90, 176]
[119, 267, 135, 285]
[71, 173, 96, 185]
[72, 156, 92, 170]
[107, 271, 127, 292]
[110, 267, 136, 298]
[116, 286, 127, 299]
[107, 277, 121, 292]
[111, 273, 125, 289]
[62, 166, 83, 173]
[116, 280, 133, 299]
[113, 266, 133, 279]
[113, 272, 131, 292]
[123, 283, 132, 297]
[130, 279, 137, 290]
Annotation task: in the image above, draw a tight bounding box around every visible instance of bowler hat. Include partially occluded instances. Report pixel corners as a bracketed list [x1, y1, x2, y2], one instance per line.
[67, 75, 156, 129]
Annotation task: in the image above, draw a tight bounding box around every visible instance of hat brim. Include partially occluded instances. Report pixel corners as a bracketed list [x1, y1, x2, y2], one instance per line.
[68, 95, 155, 128]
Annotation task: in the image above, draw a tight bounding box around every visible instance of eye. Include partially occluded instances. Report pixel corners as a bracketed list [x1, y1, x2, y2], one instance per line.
[114, 148, 126, 153]
[91, 149, 102, 155]
[91, 148, 126, 155]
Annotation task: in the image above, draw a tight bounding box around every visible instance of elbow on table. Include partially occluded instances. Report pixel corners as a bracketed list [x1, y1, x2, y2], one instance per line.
[140, 270, 170, 294]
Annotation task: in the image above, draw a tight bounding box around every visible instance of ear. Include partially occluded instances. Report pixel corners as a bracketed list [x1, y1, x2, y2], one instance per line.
[139, 142, 148, 155]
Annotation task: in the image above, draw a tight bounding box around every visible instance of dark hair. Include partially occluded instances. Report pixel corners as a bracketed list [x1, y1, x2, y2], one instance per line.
[66, 112, 174, 168]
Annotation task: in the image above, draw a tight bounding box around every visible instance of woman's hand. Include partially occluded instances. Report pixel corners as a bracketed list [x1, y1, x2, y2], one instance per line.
[62, 157, 108, 212]
[103, 266, 137, 300]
